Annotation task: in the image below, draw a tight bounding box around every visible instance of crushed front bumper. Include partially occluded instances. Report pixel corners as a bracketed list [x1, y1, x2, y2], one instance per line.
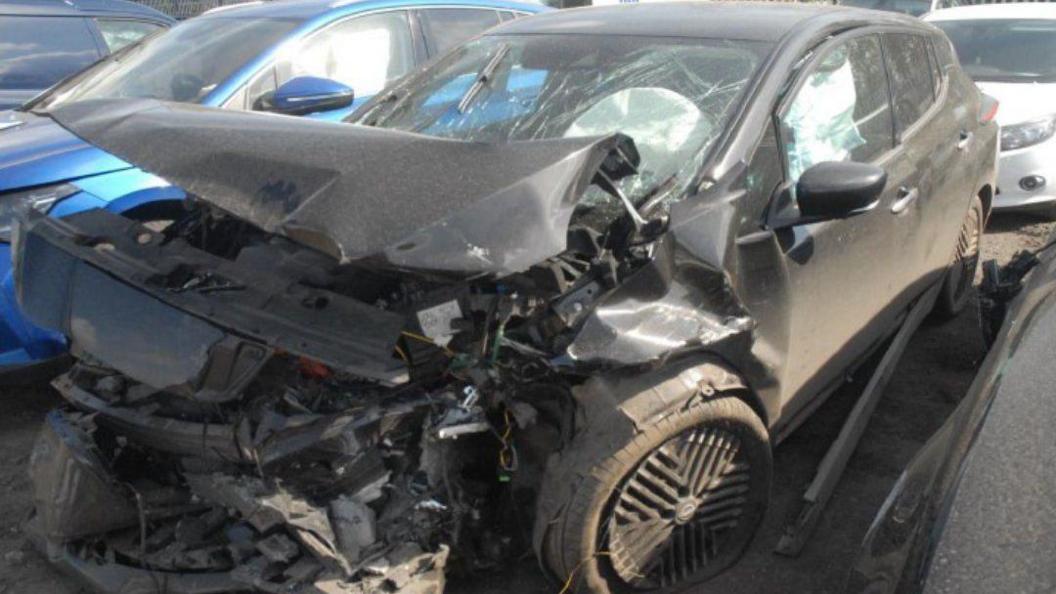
[27, 405, 450, 594]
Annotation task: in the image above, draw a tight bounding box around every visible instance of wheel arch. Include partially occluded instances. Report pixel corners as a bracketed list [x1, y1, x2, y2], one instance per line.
[571, 354, 769, 439]
[533, 354, 773, 590]
[978, 183, 993, 222]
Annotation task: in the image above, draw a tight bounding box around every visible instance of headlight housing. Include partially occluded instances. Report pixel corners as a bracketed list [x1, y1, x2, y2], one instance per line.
[1001, 115, 1056, 152]
[0, 183, 79, 242]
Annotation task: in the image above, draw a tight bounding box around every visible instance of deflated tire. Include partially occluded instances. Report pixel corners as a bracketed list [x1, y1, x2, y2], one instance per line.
[535, 380, 771, 594]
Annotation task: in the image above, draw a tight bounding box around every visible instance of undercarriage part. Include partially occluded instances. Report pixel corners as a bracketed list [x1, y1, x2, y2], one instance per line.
[27, 363, 469, 593]
[534, 362, 770, 594]
[774, 283, 941, 557]
[30, 354, 539, 594]
[183, 473, 352, 575]
[978, 249, 1046, 347]
[53, 374, 248, 462]
[26, 529, 245, 594]
[27, 514, 448, 594]
[28, 411, 140, 542]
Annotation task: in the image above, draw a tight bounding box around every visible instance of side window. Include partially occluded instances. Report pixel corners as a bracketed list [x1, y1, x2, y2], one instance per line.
[273, 11, 414, 103]
[96, 19, 163, 53]
[927, 38, 943, 96]
[883, 33, 936, 133]
[245, 67, 278, 110]
[419, 9, 501, 56]
[746, 121, 783, 217]
[781, 34, 894, 184]
[0, 16, 101, 90]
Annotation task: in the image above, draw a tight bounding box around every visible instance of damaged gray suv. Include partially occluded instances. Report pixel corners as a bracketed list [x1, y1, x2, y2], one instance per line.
[13, 4, 997, 594]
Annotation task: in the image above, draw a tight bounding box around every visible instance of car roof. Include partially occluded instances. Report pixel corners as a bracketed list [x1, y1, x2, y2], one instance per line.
[0, 0, 172, 21]
[200, 0, 544, 20]
[492, 2, 919, 41]
[925, 2, 1056, 21]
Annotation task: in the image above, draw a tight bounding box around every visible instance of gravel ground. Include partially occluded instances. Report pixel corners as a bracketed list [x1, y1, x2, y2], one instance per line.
[0, 212, 1051, 594]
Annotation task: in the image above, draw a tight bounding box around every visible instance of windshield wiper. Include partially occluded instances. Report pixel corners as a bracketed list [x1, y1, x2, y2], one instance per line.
[457, 43, 510, 114]
[359, 90, 402, 127]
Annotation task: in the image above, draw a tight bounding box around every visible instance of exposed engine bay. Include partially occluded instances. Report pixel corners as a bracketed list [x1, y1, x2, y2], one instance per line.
[20, 208, 610, 593]
[15, 157, 748, 594]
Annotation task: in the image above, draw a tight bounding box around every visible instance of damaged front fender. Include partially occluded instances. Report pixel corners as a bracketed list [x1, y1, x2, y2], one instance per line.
[563, 234, 753, 367]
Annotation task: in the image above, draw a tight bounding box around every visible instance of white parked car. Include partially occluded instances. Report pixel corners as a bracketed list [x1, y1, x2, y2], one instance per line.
[927, 4, 1056, 216]
[838, 0, 934, 17]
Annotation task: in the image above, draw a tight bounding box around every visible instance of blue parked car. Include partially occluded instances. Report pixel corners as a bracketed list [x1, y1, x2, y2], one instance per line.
[0, 0, 174, 110]
[0, 0, 546, 376]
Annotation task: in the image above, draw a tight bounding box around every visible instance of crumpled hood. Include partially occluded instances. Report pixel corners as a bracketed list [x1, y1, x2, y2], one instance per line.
[47, 98, 635, 276]
[975, 81, 1056, 127]
[0, 109, 131, 192]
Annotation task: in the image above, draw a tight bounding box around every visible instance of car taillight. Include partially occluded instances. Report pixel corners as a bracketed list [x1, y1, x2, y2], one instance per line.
[979, 93, 999, 124]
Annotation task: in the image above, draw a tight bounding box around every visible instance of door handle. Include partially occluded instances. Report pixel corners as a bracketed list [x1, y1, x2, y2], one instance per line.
[957, 130, 974, 150]
[891, 187, 919, 214]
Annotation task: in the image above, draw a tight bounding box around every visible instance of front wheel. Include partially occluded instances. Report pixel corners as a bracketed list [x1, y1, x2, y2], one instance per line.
[933, 195, 984, 320]
[536, 394, 771, 594]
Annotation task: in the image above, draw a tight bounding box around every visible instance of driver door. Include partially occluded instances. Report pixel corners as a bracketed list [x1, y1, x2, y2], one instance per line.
[771, 32, 920, 421]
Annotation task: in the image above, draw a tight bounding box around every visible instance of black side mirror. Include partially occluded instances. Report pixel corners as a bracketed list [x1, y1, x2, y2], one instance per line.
[796, 161, 886, 220]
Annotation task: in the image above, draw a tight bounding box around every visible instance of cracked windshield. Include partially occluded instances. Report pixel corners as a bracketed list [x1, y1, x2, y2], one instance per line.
[358, 34, 767, 217]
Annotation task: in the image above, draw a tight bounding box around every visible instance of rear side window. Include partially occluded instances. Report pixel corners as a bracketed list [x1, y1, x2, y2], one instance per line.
[781, 34, 895, 182]
[883, 33, 936, 133]
[932, 34, 959, 68]
[419, 9, 501, 56]
[96, 19, 163, 53]
[0, 16, 101, 90]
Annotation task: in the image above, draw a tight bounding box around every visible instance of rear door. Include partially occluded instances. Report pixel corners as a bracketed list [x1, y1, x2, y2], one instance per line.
[771, 31, 920, 416]
[881, 31, 962, 290]
[927, 33, 982, 279]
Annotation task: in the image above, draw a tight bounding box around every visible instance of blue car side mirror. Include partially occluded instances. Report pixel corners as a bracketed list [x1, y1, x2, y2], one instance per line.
[265, 76, 355, 116]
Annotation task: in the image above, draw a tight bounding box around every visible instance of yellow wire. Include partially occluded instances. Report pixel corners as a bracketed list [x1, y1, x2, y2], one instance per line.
[401, 330, 456, 356]
[556, 552, 611, 594]
[499, 409, 514, 469]
[394, 344, 409, 363]
[401, 330, 434, 344]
